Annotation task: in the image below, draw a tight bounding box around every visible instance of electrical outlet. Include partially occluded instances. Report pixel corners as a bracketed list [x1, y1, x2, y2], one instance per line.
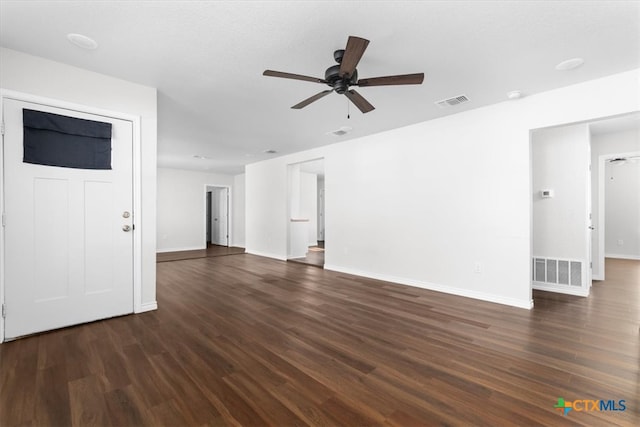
[474, 262, 483, 273]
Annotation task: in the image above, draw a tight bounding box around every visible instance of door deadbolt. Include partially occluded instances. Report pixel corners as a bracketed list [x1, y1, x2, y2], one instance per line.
[122, 225, 131, 232]
[123, 211, 130, 218]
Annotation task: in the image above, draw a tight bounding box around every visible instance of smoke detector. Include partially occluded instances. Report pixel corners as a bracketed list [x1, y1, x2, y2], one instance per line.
[555, 57, 584, 71]
[507, 90, 523, 100]
[66, 33, 98, 50]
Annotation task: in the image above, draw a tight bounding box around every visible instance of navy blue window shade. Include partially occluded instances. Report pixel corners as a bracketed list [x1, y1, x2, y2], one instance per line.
[23, 109, 112, 170]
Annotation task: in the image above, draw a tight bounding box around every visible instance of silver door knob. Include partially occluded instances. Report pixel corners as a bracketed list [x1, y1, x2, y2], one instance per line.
[122, 225, 131, 232]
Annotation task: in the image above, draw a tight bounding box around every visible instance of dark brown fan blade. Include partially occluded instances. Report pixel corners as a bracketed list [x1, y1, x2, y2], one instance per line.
[344, 89, 375, 113]
[263, 70, 326, 84]
[357, 73, 425, 87]
[339, 36, 370, 78]
[291, 90, 333, 109]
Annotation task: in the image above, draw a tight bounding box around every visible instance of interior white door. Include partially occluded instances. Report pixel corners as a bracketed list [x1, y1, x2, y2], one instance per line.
[219, 188, 229, 246]
[211, 187, 228, 246]
[3, 98, 134, 339]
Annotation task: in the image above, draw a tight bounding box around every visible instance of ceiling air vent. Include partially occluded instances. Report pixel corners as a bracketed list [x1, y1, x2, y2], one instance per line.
[326, 126, 352, 137]
[435, 95, 469, 108]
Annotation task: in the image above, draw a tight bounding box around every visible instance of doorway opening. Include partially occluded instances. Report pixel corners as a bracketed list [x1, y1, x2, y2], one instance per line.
[530, 112, 640, 300]
[205, 185, 230, 248]
[594, 152, 640, 279]
[286, 158, 325, 268]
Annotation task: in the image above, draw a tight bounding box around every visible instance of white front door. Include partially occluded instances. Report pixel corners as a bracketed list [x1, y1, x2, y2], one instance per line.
[3, 98, 134, 339]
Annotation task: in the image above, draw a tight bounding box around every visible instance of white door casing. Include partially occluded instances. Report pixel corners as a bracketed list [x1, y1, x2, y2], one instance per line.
[3, 98, 134, 339]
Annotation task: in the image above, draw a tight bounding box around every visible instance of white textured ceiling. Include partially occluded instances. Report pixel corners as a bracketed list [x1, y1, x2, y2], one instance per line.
[1, 1, 639, 174]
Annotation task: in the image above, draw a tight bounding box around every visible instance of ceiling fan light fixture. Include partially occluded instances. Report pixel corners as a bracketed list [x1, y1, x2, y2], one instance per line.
[555, 57, 584, 71]
[66, 33, 98, 50]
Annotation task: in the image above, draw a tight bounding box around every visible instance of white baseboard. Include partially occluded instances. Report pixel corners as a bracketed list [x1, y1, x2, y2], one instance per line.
[532, 281, 589, 297]
[246, 250, 287, 261]
[324, 264, 533, 310]
[136, 301, 158, 313]
[157, 246, 205, 253]
[605, 254, 640, 261]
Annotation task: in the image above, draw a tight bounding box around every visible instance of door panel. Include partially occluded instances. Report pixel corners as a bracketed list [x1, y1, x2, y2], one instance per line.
[218, 188, 229, 246]
[211, 188, 229, 246]
[3, 99, 134, 339]
[206, 191, 212, 244]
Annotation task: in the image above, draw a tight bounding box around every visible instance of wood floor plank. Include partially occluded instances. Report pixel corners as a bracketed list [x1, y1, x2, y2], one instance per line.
[68, 375, 111, 427]
[1, 256, 638, 426]
[33, 364, 72, 426]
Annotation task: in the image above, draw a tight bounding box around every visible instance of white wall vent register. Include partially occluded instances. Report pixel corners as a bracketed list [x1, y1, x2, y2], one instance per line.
[533, 257, 583, 287]
[435, 95, 469, 108]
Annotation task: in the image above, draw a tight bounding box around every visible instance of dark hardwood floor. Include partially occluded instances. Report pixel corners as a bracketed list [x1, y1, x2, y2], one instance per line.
[1, 257, 638, 426]
[156, 244, 245, 262]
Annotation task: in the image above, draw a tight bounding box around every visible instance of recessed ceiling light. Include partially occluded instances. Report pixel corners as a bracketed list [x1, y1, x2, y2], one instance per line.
[555, 57, 584, 71]
[506, 90, 522, 100]
[66, 33, 98, 50]
[193, 154, 211, 160]
[263, 149, 277, 154]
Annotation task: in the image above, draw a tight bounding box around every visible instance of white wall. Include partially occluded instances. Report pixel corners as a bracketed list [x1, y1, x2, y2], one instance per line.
[157, 167, 234, 252]
[532, 124, 590, 260]
[246, 69, 640, 309]
[246, 159, 288, 260]
[232, 174, 246, 247]
[0, 47, 158, 308]
[605, 160, 640, 259]
[591, 128, 640, 268]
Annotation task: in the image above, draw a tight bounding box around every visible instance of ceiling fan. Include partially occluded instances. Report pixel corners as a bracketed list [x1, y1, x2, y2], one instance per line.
[263, 36, 424, 113]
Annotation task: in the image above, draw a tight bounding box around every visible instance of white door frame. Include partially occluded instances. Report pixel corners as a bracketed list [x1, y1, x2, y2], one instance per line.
[204, 184, 232, 247]
[0, 89, 144, 343]
[595, 150, 640, 280]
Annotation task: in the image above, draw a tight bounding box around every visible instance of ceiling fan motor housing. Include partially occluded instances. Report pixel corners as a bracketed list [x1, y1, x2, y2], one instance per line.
[325, 64, 358, 94]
